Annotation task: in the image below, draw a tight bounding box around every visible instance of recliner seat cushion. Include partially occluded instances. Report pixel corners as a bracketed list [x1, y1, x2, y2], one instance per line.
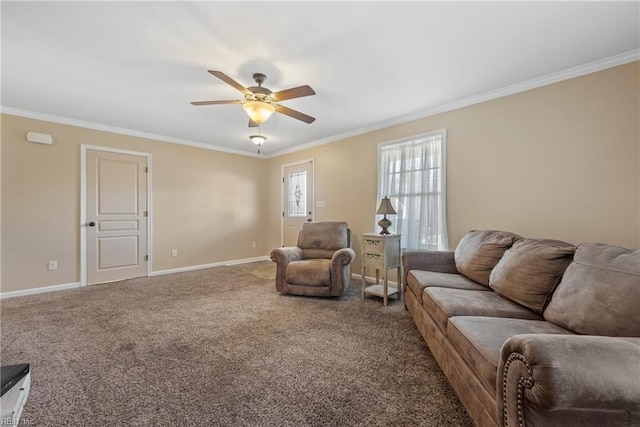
[406, 270, 488, 303]
[454, 230, 521, 286]
[286, 259, 331, 286]
[489, 238, 576, 314]
[544, 243, 640, 336]
[423, 288, 542, 332]
[447, 317, 575, 395]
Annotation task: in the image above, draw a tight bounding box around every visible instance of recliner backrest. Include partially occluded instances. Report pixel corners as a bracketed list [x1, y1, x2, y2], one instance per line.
[298, 221, 350, 259]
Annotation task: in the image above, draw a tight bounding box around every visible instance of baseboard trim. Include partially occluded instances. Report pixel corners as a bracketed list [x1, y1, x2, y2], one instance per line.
[1, 256, 271, 299]
[150, 256, 270, 276]
[0, 282, 83, 299]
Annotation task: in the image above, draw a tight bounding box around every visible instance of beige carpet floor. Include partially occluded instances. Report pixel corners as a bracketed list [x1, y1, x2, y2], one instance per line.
[1, 261, 472, 426]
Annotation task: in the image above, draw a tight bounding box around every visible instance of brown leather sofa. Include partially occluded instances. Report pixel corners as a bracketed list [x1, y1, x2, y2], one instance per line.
[402, 230, 640, 427]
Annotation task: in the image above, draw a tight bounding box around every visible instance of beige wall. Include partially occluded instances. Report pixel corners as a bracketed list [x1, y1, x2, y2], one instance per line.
[2, 62, 638, 294]
[267, 62, 640, 274]
[1, 115, 268, 292]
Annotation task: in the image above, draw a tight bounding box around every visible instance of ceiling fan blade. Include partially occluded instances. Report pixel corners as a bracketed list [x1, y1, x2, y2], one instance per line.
[274, 104, 316, 124]
[248, 118, 259, 127]
[208, 70, 250, 94]
[190, 100, 242, 106]
[272, 85, 316, 101]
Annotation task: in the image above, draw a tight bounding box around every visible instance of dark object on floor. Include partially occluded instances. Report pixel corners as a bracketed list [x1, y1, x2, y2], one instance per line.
[1, 364, 31, 425]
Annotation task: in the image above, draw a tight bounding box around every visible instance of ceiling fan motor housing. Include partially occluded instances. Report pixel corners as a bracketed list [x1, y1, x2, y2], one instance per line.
[252, 73, 267, 86]
[245, 88, 273, 104]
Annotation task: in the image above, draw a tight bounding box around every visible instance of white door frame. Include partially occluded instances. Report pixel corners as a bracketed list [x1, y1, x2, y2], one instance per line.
[80, 144, 153, 286]
[280, 158, 315, 247]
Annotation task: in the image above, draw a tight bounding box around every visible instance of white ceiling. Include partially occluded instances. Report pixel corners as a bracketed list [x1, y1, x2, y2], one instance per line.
[2, 1, 639, 157]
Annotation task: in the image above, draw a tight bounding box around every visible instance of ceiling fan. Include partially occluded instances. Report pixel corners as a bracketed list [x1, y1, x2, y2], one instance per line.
[191, 70, 316, 127]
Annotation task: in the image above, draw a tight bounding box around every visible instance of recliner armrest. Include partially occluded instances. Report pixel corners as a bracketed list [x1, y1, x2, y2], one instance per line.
[270, 247, 303, 293]
[498, 334, 640, 427]
[330, 248, 355, 296]
[331, 248, 356, 266]
[270, 247, 303, 265]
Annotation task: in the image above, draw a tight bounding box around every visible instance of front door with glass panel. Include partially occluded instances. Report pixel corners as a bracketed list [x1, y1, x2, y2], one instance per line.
[282, 160, 314, 247]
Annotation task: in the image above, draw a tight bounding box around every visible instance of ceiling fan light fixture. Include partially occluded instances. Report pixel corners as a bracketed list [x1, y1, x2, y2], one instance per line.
[249, 134, 267, 146]
[243, 101, 275, 124]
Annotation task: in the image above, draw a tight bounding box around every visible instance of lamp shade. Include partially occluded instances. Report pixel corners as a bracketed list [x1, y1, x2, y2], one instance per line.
[376, 197, 397, 215]
[242, 101, 275, 124]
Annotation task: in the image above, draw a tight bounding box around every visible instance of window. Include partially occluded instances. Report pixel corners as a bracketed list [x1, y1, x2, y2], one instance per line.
[378, 130, 449, 250]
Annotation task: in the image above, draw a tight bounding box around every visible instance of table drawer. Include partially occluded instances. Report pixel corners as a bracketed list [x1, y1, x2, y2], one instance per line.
[362, 238, 385, 255]
[362, 252, 384, 267]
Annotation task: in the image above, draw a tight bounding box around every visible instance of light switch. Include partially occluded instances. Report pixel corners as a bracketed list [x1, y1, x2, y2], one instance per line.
[317, 200, 326, 208]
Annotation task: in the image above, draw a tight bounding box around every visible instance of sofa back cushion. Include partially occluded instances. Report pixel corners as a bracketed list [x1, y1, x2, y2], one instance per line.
[454, 230, 521, 286]
[489, 238, 576, 314]
[298, 221, 350, 259]
[544, 243, 640, 336]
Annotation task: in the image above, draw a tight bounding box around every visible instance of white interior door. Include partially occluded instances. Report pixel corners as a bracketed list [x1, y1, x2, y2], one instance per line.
[86, 149, 148, 284]
[282, 160, 314, 247]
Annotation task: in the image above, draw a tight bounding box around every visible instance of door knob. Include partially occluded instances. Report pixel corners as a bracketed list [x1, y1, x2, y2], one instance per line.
[87, 222, 96, 227]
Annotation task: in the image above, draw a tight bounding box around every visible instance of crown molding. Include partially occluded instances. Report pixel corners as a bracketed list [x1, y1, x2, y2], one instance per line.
[3, 49, 638, 160]
[0, 106, 262, 158]
[264, 49, 640, 158]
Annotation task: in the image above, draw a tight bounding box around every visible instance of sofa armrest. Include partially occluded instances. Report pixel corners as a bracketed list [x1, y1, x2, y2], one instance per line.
[498, 334, 640, 427]
[402, 250, 457, 272]
[402, 250, 457, 287]
[270, 247, 303, 292]
[330, 248, 356, 296]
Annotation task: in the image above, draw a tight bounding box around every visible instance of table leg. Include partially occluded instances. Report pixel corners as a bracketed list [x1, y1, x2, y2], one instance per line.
[397, 266, 402, 300]
[383, 270, 388, 306]
[361, 266, 366, 299]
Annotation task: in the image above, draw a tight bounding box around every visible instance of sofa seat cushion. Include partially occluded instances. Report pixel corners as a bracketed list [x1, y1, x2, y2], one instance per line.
[489, 238, 576, 314]
[447, 317, 574, 395]
[544, 243, 640, 336]
[286, 259, 331, 286]
[454, 230, 521, 287]
[423, 288, 542, 332]
[407, 270, 488, 303]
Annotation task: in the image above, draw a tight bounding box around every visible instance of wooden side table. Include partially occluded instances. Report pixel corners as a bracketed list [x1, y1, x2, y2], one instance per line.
[361, 233, 401, 306]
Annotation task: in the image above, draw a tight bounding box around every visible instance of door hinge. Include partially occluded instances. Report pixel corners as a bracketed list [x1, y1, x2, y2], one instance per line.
[145, 167, 149, 173]
[282, 211, 285, 217]
[144, 255, 148, 261]
[282, 177, 285, 183]
[144, 211, 148, 217]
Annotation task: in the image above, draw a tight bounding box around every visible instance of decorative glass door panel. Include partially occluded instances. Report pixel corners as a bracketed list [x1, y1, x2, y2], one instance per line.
[288, 171, 307, 217]
[282, 161, 314, 246]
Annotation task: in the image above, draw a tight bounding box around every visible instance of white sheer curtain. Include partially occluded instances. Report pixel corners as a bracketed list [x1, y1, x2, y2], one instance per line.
[378, 131, 449, 250]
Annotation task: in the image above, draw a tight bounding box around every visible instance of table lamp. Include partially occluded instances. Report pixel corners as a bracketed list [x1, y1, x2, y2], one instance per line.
[376, 196, 397, 235]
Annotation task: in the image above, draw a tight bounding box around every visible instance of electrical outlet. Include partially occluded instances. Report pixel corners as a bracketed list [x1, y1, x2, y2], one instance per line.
[48, 261, 57, 271]
[252, 241, 257, 248]
[171, 249, 178, 257]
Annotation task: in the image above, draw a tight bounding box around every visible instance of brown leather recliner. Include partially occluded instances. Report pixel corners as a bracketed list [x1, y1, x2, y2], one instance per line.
[270, 221, 355, 297]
